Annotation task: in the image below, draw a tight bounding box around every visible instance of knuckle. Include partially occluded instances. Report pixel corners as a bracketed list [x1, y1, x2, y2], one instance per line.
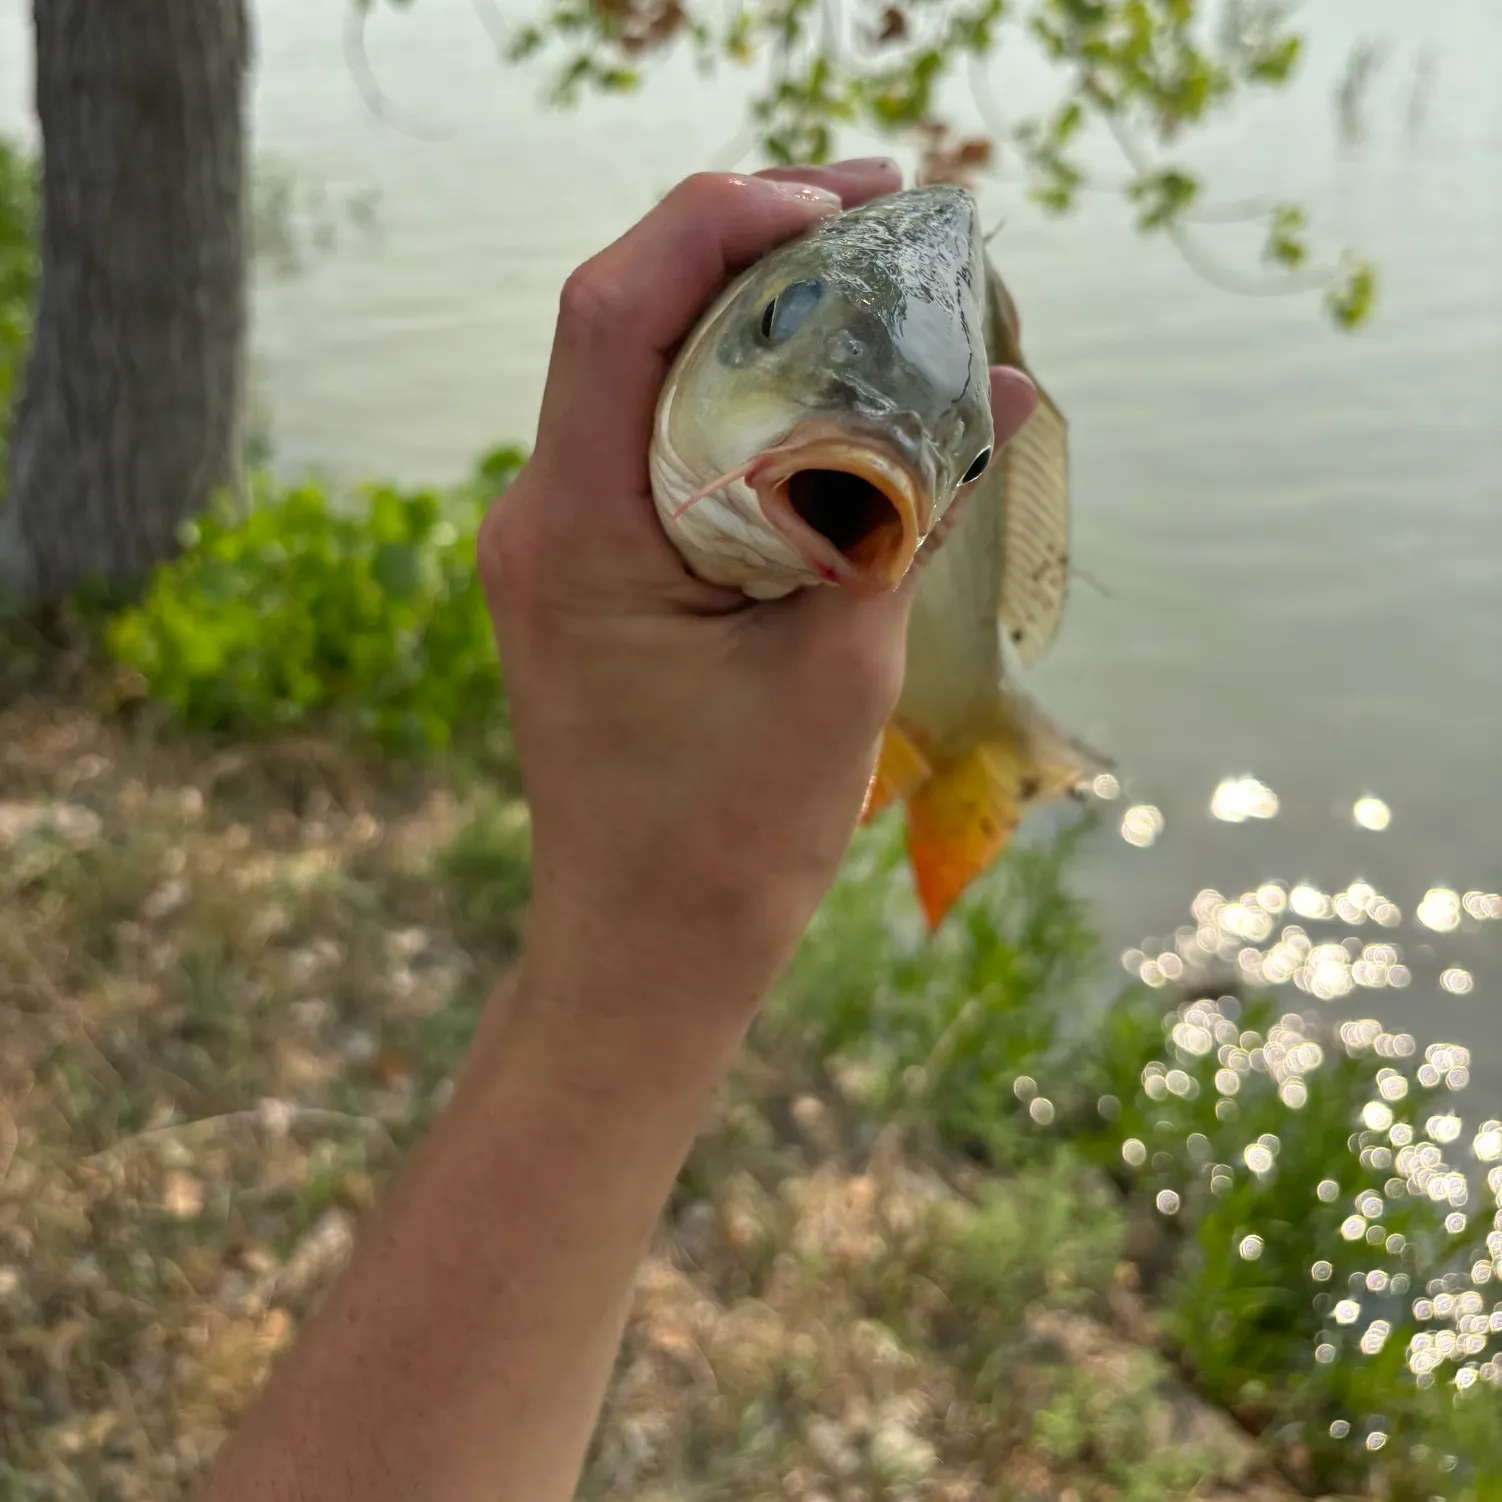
[476, 500, 534, 605]
[673, 170, 739, 215]
[557, 259, 632, 339]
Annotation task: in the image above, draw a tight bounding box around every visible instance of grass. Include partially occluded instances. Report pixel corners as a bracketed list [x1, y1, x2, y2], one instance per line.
[5, 674, 1502, 1501]
[0, 687, 1275, 1502]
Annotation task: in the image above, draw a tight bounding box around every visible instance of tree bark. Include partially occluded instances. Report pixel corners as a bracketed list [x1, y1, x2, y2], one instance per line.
[0, 0, 250, 611]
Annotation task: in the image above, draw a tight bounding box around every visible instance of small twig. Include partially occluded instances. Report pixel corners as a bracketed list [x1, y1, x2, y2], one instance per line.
[470, 0, 509, 54]
[1072, 564, 1113, 600]
[343, 5, 455, 143]
[1406, 46, 1436, 142]
[1175, 193, 1281, 226]
[85, 1099, 397, 1167]
[1100, 110, 1338, 300]
[0, 1099, 21, 1186]
[1334, 36, 1388, 153]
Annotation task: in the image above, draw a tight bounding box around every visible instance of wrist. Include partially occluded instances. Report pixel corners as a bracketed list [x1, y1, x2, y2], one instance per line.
[517, 857, 812, 1027]
[457, 923, 769, 1122]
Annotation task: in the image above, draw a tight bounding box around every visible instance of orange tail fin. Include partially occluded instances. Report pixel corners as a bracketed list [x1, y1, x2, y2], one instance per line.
[861, 721, 931, 825]
[902, 694, 1110, 930]
[862, 697, 1109, 932]
[905, 742, 1024, 931]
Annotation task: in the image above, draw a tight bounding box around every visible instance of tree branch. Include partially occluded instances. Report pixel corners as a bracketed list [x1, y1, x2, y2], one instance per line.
[964, 46, 1281, 230]
[343, 3, 455, 142]
[1098, 109, 1338, 300]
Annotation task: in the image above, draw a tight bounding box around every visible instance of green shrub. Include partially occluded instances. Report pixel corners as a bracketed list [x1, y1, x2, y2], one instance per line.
[1027, 1363, 1214, 1501]
[104, 445, 526, 757]
[0, 137, 38, 487]
[766, 812, 1102, 1165]
[945, 1163, 1123, 1321]
[912, 1158, 1125, 1391]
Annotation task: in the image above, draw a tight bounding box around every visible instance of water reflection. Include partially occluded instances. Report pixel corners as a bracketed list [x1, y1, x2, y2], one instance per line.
[1210, 775, 1280, 824]
[1119, 804, 1164, 849]
[1103, 778, 1498, 1012]
[1353, 796, 1393, 831]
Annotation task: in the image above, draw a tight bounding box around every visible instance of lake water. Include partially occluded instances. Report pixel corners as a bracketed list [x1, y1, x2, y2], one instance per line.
[3, 0, 1499, 1088]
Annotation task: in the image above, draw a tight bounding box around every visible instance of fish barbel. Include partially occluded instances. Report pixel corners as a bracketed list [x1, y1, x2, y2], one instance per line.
[649, 184, 1108, 927]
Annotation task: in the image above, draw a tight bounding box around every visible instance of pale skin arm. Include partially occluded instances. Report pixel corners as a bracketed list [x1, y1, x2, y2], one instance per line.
[197, 161, 1038, 1502]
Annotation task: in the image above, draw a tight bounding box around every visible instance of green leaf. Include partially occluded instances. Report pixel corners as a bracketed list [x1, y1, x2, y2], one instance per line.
[507, 25, 545, 61]
[1326, 259, 1377, 331]
[1127, 167, 1200, 231]
[1051, 99, 1083, 145]
[1263, 202, 1308, 268]
[1249, 35, 1302, 86]
[373, 543, 423, 601]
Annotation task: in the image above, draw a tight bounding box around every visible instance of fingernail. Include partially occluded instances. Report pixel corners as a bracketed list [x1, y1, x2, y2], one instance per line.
[829, 156, 899, 174]
[766, 180, 842, 209]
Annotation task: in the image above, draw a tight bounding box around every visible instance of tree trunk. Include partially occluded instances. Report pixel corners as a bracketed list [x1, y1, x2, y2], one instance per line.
[0, 0, 250, 611]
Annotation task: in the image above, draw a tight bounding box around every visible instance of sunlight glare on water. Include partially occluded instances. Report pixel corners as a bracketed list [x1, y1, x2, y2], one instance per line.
[1354, 796, 1393, 832]
[1210, 776, 1280, 824]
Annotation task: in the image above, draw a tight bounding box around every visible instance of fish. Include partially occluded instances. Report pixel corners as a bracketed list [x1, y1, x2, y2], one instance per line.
[649, 183, 1108, 928]
[650, 183, 994, 599]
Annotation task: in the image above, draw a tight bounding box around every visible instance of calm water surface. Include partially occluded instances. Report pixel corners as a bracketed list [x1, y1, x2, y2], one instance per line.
[3, 0, 1499, 1085]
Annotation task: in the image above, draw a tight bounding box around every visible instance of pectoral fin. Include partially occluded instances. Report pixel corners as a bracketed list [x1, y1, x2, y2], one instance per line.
[982, 259, 1072, 669]
[997, 383, 1071, 667]
[861, 721, 932, 825]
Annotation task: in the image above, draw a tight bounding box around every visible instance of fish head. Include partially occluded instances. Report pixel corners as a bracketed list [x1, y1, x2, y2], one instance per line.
[652, 184, 996, 598]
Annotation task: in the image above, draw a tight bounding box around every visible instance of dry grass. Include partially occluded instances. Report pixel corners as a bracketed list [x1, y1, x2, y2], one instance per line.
[0, 693, 1326, 1501]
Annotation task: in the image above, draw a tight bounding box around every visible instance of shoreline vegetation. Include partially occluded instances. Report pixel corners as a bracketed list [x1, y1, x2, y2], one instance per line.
[4, 133, 1501, 1502]
[3, 454, 1501, 1502]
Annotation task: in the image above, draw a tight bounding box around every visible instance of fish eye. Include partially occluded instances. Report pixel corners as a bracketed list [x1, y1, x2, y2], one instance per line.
[961, 447, 992, 485]
[759, 278, 825, 343]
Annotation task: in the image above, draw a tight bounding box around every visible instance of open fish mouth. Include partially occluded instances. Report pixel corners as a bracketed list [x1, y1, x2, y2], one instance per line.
[751, 429, 930, 597]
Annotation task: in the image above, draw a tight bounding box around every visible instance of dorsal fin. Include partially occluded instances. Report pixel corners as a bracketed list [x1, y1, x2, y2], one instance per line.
[983, 261, 1072, 667]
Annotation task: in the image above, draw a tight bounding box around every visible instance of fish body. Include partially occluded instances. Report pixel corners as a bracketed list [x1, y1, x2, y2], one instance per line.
[861, 257, 1108, 928]
[648, 186, 1108, 928]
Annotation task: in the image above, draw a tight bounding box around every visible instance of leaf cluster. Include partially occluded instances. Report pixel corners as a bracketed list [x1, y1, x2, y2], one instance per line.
[102, 446, 526, 758]
[487, 0, 1376, 327]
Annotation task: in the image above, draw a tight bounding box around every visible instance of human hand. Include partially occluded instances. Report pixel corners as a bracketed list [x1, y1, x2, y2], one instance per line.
[478, 162, 1038, 1025]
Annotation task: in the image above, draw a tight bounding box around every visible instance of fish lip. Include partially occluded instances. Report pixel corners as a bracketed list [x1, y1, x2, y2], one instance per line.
[748, 423, 933, 595]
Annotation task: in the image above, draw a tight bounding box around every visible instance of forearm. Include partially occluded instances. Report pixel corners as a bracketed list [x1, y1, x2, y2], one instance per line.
[199, 963, 751, 1502]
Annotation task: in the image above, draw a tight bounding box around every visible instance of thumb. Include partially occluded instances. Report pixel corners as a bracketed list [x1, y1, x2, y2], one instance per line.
[748, 574, 913, 732]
